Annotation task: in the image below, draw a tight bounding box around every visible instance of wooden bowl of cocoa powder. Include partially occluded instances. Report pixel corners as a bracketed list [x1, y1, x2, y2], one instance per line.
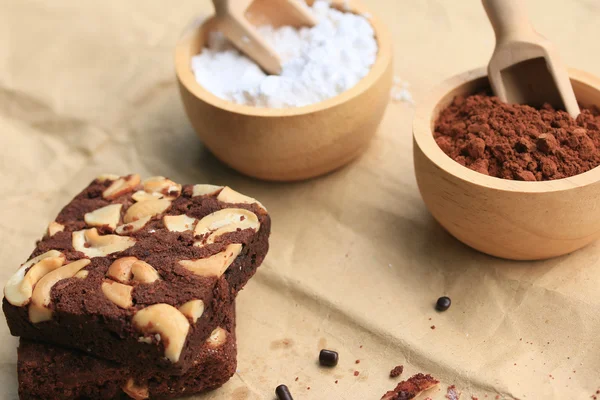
[175, 0, 393, 181]
[413, 67, 600, 260]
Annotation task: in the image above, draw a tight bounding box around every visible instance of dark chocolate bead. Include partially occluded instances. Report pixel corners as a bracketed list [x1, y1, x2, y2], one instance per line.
[319, 349, 339, 367]
[435, 296, 451, 311]
[276, 384, 294, 400]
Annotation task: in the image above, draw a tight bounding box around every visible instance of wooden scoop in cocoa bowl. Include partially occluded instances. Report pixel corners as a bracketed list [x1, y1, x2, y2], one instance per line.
[482, 0, 580, 118]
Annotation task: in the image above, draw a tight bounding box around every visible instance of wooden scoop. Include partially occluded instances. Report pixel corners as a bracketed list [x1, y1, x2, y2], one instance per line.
[482, 0, 580, 118]
[211, 0, 317, 75]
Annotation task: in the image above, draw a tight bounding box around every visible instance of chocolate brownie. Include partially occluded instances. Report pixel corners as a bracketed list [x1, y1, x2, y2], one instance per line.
[18, 303, 237, 400]
[3, 174, 270, 375]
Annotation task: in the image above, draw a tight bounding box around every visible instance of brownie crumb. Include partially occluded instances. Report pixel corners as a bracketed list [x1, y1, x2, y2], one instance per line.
[380, 373, 439, 400]
[430, 325, 436, 330]
[354, 371, 360, 376]
[355, 359, 360, 364]
[390, 365, 404, 378]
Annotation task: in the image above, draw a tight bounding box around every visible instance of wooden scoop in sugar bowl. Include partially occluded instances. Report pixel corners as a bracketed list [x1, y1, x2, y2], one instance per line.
[175, 0, 393, 181]
[482, 0, 580, 117]
[211, 0, 317, 74]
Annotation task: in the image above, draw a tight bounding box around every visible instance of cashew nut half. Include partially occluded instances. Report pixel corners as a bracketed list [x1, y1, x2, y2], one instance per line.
[115, 216, 151, 235]
[192, 184, 223, 197]
[131, 261, 161, 283]
[101, 280, 133, 308]
[96, 174, 120, 182]
[163, 215, 197, 232]
[84, 204, 122, 230]
[74, 270, 89, 279]
[29, 259, 91, 323]
[206, 327, 228, 349]
[178, 300, 205, 323]
[193, 209, 259, 247]
[132, 190, 163, 202]
[107, 257, 138, 283]
[4, 250, 66, 307]
[72, 228, 136, 258]
[47, 221, 65, 237]
[107, 258, 160, 284]
[179, 244, 242, 277]
[217, 186, 267, 212]
[132, 304, 190, 363]
[122, 378, 149, 400]
[142, 176, 182, 200]
[123, 198, 171, 224]
[103, 174, 141, 200]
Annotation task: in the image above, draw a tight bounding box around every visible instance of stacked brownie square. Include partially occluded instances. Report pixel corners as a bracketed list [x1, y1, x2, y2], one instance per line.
[2, 174, 271, 399]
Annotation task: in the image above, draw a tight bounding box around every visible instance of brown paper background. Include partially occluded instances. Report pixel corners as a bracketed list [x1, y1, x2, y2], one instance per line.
[1, 1, 600, 399]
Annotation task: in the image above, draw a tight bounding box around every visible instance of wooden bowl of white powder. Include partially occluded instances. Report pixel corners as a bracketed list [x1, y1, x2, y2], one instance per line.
[175, 0, 393, 181]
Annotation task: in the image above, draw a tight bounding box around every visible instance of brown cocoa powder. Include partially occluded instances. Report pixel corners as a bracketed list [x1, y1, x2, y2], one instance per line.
[434, 93, 600, 181]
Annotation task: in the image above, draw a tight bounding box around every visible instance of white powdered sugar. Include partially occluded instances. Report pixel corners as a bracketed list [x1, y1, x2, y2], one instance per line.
[191, 0, 378, 108]
[391, 76, 414, 105]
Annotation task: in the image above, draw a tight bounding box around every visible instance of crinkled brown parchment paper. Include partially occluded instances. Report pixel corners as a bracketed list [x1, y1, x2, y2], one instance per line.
[1, 1, 599, 399]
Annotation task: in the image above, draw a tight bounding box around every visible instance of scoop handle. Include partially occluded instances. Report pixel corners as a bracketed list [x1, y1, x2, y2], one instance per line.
[211, 0, 283, 75]
[482, 0, 536, 42]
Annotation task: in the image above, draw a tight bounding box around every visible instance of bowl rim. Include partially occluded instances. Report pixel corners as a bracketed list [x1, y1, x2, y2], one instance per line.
[413, 67, 600, 194]
[174, 1, 392, 117]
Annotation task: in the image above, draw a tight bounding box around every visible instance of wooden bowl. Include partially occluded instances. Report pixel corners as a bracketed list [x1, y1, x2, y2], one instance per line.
[175, 1, 393, 181]
[413, 67, 600, 261]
